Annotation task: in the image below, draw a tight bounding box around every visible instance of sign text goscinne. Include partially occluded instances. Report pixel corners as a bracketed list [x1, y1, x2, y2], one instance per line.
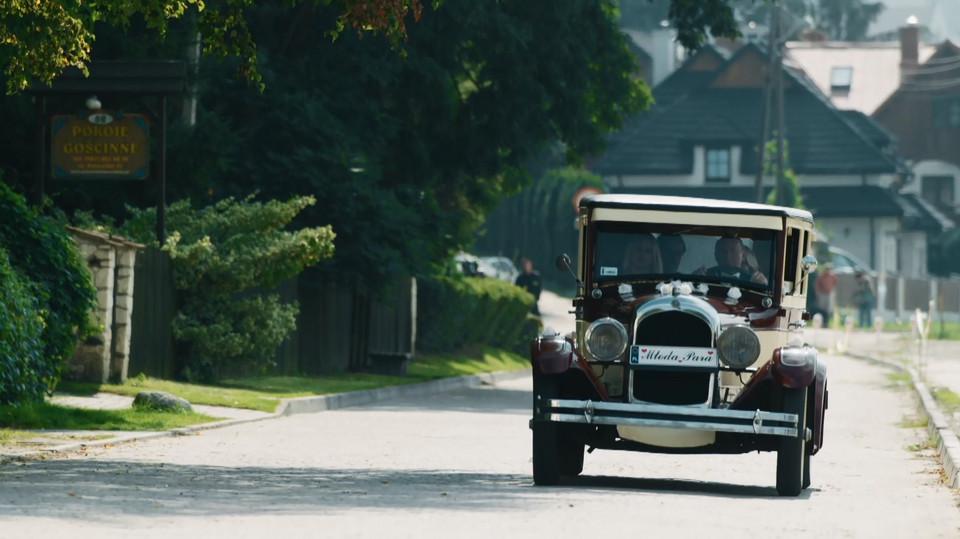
[51, 111, 150, 180]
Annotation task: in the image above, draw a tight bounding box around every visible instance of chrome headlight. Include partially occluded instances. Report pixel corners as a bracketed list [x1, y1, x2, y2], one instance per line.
[717, 325, 761, 369]
[584, 317, 627, 361]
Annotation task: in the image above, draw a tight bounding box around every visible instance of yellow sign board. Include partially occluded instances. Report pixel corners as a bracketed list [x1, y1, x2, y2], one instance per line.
[51, 111, 150, 179]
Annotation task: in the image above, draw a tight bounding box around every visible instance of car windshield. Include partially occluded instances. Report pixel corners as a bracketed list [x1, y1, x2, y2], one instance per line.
[592, 222, 777, 291]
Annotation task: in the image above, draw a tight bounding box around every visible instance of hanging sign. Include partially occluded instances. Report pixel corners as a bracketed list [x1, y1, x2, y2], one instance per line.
[51, 111, 150, 180]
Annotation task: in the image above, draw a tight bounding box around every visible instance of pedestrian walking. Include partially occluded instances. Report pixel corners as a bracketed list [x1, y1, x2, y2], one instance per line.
[853, 271, 875, 328]
[515, 257, 542, 315]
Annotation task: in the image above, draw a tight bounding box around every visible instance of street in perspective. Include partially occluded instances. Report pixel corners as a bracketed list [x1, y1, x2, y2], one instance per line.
[3, 2, 960, 539]
[2, 291, 960, 538]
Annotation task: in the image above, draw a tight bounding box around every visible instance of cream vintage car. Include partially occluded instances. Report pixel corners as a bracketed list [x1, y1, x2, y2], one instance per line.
[530, 194, 827, 496]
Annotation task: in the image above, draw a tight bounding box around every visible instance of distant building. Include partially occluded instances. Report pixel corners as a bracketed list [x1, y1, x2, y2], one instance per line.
[589, 43, 945, 278]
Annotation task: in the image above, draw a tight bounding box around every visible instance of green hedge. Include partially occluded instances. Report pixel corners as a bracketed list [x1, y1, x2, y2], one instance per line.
[0, 246, 45, 404]
[417, 275, 541, 354]
[0, 182, 96, 404]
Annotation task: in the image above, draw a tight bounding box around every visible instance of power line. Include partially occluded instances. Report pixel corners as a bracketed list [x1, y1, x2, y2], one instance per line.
[898, 76, 960, 91]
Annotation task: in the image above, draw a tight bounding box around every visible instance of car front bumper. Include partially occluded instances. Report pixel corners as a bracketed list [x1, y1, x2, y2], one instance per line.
[534, 397, 799, 438]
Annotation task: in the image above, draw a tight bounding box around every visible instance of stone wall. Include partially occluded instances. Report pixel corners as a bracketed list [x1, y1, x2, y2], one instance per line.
[66, 227, 142, 383]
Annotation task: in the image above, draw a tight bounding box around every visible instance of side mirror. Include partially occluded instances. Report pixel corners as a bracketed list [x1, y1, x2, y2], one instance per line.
[556, 253, 581, 286]
[801, 255, 818, 274]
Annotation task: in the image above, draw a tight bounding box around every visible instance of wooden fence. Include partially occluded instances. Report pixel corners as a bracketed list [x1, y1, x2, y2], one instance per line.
[127, 248, 415, 379]
[833, 273, 960, 323]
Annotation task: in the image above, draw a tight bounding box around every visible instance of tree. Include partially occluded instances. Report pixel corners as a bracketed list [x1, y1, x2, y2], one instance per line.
[0, 0, 748, 95]
[813, 0, 885, 41]
[0, 0, 430, 93]
[762, 136, 804, 209]
[1, 0, 746, 293]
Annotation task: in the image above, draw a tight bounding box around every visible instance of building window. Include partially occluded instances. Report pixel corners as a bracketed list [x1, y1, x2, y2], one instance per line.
[932, 94, 960, 127]
[705, 147, 730, 182]
[830, 66, 853, 95]
[921, 175, 955, 210]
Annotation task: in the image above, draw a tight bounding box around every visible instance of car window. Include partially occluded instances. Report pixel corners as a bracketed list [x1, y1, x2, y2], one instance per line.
[592, 222, 776, 291]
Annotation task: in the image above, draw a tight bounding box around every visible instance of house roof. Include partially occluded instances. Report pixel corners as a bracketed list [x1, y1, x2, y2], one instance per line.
[785, 41, 937, 114]
[604, 185, 905, 219]
[591, 44, 899, 177]
[838, 110, 899, 148]
[897, 193, 956, 231]
[874, 39, 960, 117]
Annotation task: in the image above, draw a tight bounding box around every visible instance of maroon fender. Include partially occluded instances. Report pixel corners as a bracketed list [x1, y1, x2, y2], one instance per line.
[530, 336, 574, 375]
[772, 346, 818, 389]
[810, 361, 828, 455]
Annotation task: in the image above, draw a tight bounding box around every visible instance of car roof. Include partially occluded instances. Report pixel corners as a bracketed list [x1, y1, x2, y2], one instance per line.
[580, 194, 814, 223]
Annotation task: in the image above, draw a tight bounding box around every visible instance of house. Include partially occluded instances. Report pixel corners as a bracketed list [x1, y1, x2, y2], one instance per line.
[589, 42, 938, 279]
[873, 39, 960, 229]
[785, 33, 936, 115]
[786, 22, 957, 276]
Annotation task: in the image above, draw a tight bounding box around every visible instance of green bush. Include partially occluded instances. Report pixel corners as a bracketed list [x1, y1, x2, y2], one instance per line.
[417, 275, 540, 354]
[0, 182, 96, 404]
[113, 194, 335, 383]
[0, 247, 46, 404]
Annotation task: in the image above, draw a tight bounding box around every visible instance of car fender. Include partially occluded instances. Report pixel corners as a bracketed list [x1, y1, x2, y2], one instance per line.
[530, 335, 574, 375]
[810, 360, 828, 455]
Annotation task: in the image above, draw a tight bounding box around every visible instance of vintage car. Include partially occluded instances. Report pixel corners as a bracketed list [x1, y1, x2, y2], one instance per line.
[529, 194, 827, 496]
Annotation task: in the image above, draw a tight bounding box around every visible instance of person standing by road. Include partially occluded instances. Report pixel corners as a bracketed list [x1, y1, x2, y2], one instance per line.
[853, 271, 875, 328]
[515, 257, 542, 315]
[814, 262, 838, 321]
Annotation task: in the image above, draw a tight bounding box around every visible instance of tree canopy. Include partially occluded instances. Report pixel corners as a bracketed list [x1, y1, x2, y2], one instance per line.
[0, 0, 749, 292]
[0, 0, 430, 93]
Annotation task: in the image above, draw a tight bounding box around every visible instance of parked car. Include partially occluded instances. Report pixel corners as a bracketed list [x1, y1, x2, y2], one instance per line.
[826, 245, 875, 276]
[530, 194, 828, 496]
[453, 251, 483, 277]
[478, 256, 520, 283]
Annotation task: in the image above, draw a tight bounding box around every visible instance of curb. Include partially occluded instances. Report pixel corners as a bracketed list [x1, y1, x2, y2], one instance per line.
[0, 368, 531, 464]
[276, 368, 531, 415]
[847, 352, 960, 489]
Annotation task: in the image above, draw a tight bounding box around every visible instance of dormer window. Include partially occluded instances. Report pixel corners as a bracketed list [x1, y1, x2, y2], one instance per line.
[705, 147, 730, 183]
[830, 66, 853, 95]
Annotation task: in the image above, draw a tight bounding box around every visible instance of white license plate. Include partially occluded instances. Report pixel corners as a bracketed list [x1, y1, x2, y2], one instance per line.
[629, 345, 719, 368]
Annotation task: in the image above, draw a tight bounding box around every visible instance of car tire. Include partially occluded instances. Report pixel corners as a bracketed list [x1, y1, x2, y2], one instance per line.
[533, 376, 561, 486]
[558, 434, 584, 476]
[776, 387, 808, 496]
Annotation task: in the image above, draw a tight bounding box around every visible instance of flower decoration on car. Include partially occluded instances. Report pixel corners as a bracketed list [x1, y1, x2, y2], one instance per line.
[696, 283, 710, 295]
[725, 286, 742, 305]
[618, 283, 635, 302]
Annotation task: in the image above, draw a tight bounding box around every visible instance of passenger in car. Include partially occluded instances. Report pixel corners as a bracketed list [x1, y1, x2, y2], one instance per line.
[657, 234, 687, 273]
[622, 234, 662, 274]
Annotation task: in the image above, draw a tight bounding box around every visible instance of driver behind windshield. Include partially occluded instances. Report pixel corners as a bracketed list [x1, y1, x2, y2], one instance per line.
[699, 237, 768, 285]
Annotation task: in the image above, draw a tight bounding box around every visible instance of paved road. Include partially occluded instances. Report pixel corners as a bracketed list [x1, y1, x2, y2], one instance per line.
[2, 348, 960, 538]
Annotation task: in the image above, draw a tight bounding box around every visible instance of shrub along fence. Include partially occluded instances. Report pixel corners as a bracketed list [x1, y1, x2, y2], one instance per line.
[128, 248, 417, 379]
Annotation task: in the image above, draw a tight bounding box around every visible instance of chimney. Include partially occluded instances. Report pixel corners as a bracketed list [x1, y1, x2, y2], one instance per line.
[899, 16, 920, 73]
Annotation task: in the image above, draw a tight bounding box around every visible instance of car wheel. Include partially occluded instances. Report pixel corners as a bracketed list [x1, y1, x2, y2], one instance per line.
[776, 387, 808, 496]
[558, 434, 584, 476]
[532, 376, 561, 486]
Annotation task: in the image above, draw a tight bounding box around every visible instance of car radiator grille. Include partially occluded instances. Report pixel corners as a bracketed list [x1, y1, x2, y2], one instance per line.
[631, 310, 713, 405]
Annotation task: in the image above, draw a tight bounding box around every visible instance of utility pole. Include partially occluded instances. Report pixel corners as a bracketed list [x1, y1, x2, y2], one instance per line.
[755, 4, 779, 204]
[774, 2, 786, 207]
